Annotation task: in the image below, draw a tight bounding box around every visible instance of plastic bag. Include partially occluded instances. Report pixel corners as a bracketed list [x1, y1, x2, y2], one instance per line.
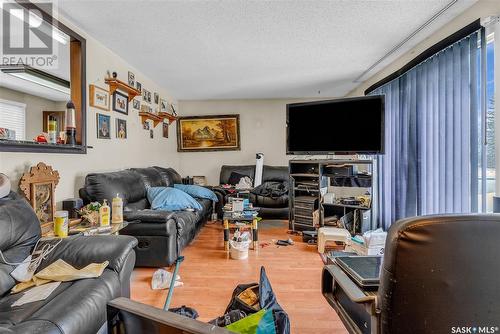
[151, 269, 183, 290]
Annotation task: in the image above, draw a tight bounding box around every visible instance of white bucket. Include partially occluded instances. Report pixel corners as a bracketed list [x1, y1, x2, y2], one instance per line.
[229, 240, 250, 260]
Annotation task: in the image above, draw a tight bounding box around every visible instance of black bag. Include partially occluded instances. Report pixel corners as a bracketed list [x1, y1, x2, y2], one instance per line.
[224, 267, 291, 334]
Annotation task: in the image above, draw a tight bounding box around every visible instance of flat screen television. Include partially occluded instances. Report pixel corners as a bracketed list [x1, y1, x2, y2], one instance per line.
[286, 96, 385, 155]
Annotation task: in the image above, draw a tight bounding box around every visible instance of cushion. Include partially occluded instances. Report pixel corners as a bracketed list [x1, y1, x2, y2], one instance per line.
[228, 172, 252, 186]
[173, 184, 218, 202]
[147, 187, 202, 211]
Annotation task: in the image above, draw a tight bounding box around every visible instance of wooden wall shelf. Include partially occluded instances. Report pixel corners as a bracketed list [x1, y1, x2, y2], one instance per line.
[105, 78, 140, 101]
[139, 111, 162, 127]
[159, 112, 177, 124]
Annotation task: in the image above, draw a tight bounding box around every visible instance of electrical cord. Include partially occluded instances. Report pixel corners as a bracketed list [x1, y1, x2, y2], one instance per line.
[0, 238, 62, 267]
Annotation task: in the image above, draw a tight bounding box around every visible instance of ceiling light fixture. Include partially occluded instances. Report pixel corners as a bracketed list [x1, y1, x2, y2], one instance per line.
[1, 65, 70, 95]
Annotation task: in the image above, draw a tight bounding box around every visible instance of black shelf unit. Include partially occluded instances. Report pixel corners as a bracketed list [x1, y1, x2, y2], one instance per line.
[289, 159, 375, 234]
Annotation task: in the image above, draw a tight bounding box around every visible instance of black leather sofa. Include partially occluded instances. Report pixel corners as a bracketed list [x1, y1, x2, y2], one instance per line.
[79, 166, 213, 267]
[0, 191, 137, 334]
[322, 214, 500, 334]
[215, 165, 289, 219]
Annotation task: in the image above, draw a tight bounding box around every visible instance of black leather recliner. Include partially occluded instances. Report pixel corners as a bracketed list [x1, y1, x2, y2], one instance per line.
[322, 214, 500, 334]
[79, 166, 213, 267]
[215, 165, 289, 219]
[0, 192, 137, 334]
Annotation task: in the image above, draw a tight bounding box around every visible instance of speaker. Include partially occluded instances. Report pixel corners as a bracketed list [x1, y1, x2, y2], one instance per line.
[62, 198, 83, 219]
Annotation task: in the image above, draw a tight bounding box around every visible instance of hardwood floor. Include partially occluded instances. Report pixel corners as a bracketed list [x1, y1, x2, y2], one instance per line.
[130, 220, 347, 334]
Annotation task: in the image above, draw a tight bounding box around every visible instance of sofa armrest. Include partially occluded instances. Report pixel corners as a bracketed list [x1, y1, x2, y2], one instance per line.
[38, 235, 138, 274]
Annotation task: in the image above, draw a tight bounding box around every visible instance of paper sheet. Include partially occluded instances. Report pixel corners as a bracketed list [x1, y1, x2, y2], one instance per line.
[11, 281, 61, 307]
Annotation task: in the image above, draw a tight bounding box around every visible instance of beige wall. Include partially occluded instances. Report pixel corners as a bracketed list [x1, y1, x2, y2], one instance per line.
[348, 0, 500, 97]
[0, 17, 179, 205]
[178, 99, 308, 184]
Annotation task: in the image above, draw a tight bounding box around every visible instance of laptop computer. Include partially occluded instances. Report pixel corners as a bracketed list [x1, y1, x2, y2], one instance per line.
[335, 256, 382, 290]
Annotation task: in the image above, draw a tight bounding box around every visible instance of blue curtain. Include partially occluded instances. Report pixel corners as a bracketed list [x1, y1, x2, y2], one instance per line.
[370, 31, 483, 229]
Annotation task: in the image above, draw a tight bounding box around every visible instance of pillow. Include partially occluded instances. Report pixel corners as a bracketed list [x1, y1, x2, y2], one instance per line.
[173, 184, 218, 202]
[228, 172, 252, 186]
[147, 187, 202, 211]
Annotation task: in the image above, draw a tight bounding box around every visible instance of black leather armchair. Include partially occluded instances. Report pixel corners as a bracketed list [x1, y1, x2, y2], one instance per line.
[214, 165, 289, 219]
[0, 192, 137, 334]
[79, 166, 213, 267]
[322, 214, 500, 333]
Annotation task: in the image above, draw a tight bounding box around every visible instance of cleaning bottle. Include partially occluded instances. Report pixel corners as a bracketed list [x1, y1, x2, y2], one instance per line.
[112, 194, 123, 224]
[99, 199, 110, 227]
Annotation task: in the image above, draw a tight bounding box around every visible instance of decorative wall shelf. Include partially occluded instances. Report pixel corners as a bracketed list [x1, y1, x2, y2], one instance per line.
[105, 78, 140, 101]
[158, 112, 177, 124]
[139, 111, 162, 127]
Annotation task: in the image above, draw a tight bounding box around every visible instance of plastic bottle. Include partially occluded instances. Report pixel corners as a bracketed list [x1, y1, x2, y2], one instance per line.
[112, 194, 123, 224]
[48, 114, 57, 144]
[99, 199, 110, 227]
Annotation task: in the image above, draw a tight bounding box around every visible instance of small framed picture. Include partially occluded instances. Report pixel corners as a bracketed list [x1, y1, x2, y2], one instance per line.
[150, 129, 154, 139]
[133, 99, 140, 110]
[128, 71, 135, 87]
[113, 91, 129, 115]
[142, 89, 149, 102]
[160, 98, 168, 112]
[147, 91, 152, 103]
[154, 93, 159, 105]
[116, 118, 127, 139]
[162, 122, 169, 138]
[97, 113, 111, 139]
[143, 121, 150, 130]
[31, 182, 55, 224]
[89, 85, 110, 111]
[136, 81, 142, 93]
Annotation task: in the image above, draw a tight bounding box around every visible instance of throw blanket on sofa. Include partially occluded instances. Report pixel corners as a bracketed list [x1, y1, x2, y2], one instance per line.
[251, 181, 288, 199]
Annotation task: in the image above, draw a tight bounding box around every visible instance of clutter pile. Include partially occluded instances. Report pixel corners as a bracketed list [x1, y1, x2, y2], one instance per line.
[209, 267, 290, 334]
[230, 230, 251, 260]
[346, 228, 387, 255]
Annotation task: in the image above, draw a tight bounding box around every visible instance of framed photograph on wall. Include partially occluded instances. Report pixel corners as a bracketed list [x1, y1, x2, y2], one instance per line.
[116, 118, 127, 139]
[162, 122, 168, 138]
[136, 81, 142, 93]
[112, 91, 129, 115]
[160, 98, 168, 112]
[97, 113, 111, 139]
[89, 85, 110, 111]
[132, 99, 140, 110]
[177, 114, 240, 152]
[154, 93, 159, 104]
[128, 71, 135, 87]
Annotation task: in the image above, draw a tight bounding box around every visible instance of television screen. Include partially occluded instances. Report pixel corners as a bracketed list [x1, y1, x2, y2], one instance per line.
[286, 96, 384, 154]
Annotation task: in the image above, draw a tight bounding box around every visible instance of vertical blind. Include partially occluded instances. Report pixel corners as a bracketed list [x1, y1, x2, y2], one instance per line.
[369, 30, 486, 229]
[0, 99, 26, 140]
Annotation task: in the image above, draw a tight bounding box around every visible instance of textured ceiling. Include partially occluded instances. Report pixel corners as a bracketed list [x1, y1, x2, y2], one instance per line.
[57, 0, 476, 100]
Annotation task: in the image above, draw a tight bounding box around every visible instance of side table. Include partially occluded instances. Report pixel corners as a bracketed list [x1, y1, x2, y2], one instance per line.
[223, 212, 259, 251]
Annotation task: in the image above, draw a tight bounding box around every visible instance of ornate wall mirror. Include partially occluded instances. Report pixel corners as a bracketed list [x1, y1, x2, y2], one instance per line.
[0, 1, 87, 153]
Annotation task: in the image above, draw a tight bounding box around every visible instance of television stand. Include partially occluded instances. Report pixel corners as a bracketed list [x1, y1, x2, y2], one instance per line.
[289, 159, 376, 234]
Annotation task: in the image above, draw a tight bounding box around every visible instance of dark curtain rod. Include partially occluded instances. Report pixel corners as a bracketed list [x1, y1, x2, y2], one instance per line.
[364, 19, 482, 95]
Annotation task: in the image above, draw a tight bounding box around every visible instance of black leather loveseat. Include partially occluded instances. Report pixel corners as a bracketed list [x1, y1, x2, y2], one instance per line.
[215, 165, 289, 219]
[79, 166, 213, 267]
[0, 192, 137, 334]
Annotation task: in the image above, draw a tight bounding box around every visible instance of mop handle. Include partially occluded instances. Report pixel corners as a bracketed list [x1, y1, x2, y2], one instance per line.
[163, 256, 185, 311]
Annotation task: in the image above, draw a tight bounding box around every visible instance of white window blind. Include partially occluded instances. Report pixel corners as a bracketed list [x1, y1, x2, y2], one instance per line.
[0, 99, 26, 140]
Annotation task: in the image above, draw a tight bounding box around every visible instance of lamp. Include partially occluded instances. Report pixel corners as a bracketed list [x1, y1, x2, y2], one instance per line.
[0, 65, 70, 95]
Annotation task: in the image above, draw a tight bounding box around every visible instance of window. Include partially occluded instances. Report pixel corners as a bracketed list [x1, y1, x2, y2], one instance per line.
[0, 99, 26, 140]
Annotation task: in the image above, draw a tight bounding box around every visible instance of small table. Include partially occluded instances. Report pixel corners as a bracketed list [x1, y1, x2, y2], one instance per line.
[43, 220, 129, 237]
[223, 211, 259, 251]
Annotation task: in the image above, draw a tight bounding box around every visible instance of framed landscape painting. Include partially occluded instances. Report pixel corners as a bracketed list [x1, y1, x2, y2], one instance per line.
[177, 114, 240, 152]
